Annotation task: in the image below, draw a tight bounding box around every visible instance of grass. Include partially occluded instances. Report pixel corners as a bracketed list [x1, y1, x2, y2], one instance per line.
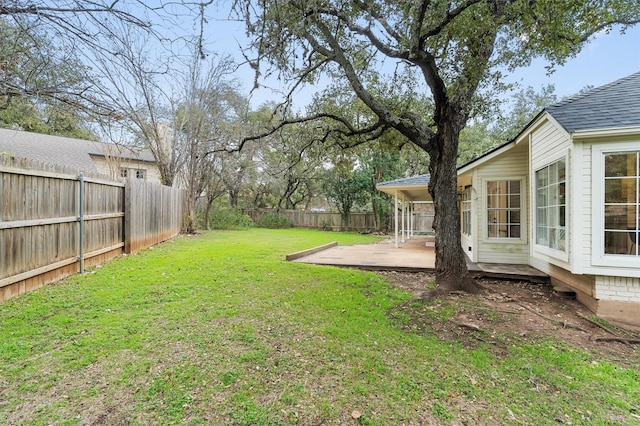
[0, 228, 639, 425]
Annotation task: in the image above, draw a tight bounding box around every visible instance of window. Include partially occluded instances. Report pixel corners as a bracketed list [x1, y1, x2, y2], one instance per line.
[461, 186, 472, 236]
[536, 159, 566, 251]
[120, 168, 128, 178]
[487, 180, 521, 238]
[603, 151, 639, 256]
[136, 169, 145, 179]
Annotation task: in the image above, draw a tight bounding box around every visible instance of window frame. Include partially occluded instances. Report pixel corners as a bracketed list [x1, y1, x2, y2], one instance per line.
[534, 157, 568, 258]
[483, 178, 524, 242]
[592, 143, 640, 268]
[461, 186, 472, 237]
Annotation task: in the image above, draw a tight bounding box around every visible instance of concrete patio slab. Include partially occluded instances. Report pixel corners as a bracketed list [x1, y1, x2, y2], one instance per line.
[290, 236, 435, 271]
[289, 236, 549, 282]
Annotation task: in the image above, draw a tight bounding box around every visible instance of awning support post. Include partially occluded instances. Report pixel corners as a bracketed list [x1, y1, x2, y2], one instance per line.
[401, 196, 406, 244]
[394, 190, 399, 248]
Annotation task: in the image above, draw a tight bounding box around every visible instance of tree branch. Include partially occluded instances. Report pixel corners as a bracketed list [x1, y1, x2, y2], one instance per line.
[419, 0, 482, 44]
[578, 18, 640, 43]
[307, 6, 408, 60]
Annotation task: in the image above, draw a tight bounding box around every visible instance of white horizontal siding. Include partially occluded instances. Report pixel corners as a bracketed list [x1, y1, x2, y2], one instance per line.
[478, 242, 528, 264]
[473, 144, 529, 264]
[572, 142, 592, 272]
[531, 120, 570, 170]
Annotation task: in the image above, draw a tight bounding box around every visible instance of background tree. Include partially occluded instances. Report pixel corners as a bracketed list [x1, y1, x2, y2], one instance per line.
[0, 20, 95, 138]
[457, 84, 559, 165]
[256, 110, 327, 211]
[2, 0, 216, 190]
[322, 158, 370, 231]
[358, 144, 404, 231]
[234, 0, 640, 294]
[1, 1, 211, 111]
[494, 84, 558, 142]
[88, 24, 184, 186]
[174, 52, 239, 231]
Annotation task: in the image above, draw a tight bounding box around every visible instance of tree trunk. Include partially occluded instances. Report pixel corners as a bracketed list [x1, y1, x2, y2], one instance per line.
[229, 190, 239, 208]
[427, 121, 480, 295]
[204, 197, 213, 230]
[340, 210, 350, 231]
[372, 197, 380, 231]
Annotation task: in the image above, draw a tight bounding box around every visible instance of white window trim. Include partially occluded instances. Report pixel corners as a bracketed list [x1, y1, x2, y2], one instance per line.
[481, 177, 527, 244]
[461, 186, 472, 237]
[532, 153, 569, 262]
[591, 142, 640, 268]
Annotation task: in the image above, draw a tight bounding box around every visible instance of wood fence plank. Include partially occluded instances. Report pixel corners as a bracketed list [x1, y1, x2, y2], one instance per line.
[1, 156, 184, 301]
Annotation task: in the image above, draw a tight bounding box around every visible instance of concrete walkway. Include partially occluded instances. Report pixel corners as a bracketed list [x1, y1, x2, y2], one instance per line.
[288, 236, 548, 281]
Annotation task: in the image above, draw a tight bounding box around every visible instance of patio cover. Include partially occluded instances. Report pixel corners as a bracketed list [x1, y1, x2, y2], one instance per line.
[376, 174, 432, 247]
[376, 174, 431, 201]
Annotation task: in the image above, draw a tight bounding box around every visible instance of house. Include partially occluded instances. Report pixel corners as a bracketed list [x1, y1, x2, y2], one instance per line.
[0, 128, 161, 184]
[379, 72, 640, 326]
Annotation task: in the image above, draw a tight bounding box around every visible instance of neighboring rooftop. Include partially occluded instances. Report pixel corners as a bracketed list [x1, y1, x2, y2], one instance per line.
[0, 128, 156, 173]
[546, 71, 640, 133]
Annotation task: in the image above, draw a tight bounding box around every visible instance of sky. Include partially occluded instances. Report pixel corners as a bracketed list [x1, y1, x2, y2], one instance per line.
[203, 8, 640, 110]
[504, 26, 640, 100]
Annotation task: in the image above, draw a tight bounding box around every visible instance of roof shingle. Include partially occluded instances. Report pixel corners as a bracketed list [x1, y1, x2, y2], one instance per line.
[0, 128, 156, 173]
[376, 174, 431, 187]
[545, 71, 640, 133]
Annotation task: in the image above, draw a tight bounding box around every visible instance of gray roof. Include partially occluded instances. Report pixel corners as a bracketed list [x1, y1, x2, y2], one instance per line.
[546, 71, 640, 133]
[0, 128, 156, 173]
[376, 174, 432, 201]
[376, 174, 431, 188]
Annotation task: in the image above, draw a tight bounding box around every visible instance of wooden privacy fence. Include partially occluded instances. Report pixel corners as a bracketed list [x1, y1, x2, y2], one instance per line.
[125, 179, 185, 253]
[247, 209, 376, 231]
[414, 211, 435, 233]
[247, 209, 435, 232]
[0, 156, 185, 302]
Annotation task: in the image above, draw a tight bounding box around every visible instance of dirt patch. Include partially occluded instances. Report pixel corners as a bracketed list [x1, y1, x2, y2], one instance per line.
[379, 271, 640, 367]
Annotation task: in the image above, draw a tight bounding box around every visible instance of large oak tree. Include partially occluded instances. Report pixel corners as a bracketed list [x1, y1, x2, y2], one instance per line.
[234, 0, 640, 294]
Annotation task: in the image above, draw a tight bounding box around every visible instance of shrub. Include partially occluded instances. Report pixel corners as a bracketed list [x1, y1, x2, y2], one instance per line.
[209, 208, 254, 230]
[254, 212, 292, 229]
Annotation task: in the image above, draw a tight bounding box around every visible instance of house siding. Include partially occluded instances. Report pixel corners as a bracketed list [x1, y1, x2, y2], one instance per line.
[530, 119, 570, 170]
[92, 157, 162, 185]
[572, 141, 592, 273]
[473, 146, 529, 264]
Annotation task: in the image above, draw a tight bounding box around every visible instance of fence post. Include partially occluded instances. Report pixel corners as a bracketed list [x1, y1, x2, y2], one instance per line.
[124, 179, 132, 253]
[78, 172, 85, 273]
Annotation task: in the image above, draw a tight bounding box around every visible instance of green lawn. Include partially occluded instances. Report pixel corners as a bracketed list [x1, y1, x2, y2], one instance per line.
[1, 229, 638, 425]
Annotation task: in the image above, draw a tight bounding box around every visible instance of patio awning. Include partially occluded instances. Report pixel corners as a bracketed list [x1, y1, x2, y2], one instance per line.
[376, 174, 432, 248]
[376, 174, 432, 201]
